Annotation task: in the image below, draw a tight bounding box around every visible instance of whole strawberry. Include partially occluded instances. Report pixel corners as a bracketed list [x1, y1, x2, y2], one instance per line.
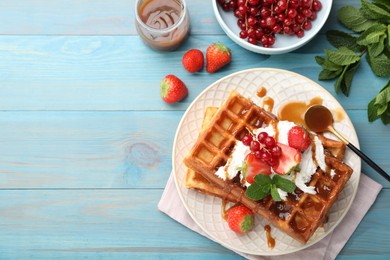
[288, 126, 311, 152]
[182, 49, 204, 73]
[227, 205, 254, 235]
[206, 42, 232, 73]
[160, 74, 188, 104]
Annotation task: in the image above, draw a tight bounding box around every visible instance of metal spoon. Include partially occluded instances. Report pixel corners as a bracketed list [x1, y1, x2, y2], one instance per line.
[304, 105, 390, 182]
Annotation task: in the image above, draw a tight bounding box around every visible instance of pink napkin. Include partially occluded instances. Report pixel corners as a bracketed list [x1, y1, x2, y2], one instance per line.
[158, 172, 382, 259]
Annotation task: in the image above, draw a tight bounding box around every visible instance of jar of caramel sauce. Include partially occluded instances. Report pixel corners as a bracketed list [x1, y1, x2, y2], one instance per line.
[135, 0, 190, 51]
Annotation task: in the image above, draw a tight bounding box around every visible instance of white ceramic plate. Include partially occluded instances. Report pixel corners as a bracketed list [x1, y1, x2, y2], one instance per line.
[172, 68, 360, 255]
[212, 0, 332, 54]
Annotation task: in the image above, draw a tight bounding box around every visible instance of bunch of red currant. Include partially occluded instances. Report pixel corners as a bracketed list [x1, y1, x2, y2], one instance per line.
[217, 0, 322, 48]
[242, 132, 281, 166]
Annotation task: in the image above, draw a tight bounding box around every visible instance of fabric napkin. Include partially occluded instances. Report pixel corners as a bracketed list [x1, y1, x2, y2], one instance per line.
[158, 172, 382, 259]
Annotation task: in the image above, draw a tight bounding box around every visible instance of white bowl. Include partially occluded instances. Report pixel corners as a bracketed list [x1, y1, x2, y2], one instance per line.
[212, 0, 332, 55]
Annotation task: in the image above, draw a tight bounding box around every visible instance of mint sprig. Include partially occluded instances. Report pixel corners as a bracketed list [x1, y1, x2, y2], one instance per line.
[368, 79, 390, 124]
[245, 174, 296, 202]
[316, 0, 390, 124]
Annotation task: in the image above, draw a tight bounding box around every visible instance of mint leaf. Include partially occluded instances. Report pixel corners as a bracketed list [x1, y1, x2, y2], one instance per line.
[272, 175, 296, 193]
[319, 68, 343, 80]
[245, 174, 271, 201]
[315, 56, 325, 66]
[374, 82, 390, 105]
[367, 35, 386, 57]
[326, 30, 365, 52]
[367, 51, 390, 76]
[361, 0, 390, 21]
[343, 60, 361, 95]
[356, 24, 387, 46]
[368, 98, 381, 121]
[326, 47, 361, 66]
[381, 106, 390, 124]
[368, 80, 390, 124]
[338, 6, 376, 32]
[323, 58, 344, 71]
[373, 0, 390, 12]
[334, 66, 348, 94]
[270, 184, 281, 202]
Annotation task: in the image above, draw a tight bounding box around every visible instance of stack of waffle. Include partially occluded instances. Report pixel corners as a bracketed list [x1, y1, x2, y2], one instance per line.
[184, 90, 353, 243]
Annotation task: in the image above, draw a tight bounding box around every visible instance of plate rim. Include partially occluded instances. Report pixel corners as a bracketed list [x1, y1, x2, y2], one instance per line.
[172, 68, 361, 256]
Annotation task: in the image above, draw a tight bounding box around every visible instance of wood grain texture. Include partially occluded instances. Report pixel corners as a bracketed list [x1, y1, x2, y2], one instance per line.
[0, 0, 361, 35]
[0, 189, 388, 259]
[0, 0, 388, 258]
[0, 110, 388, 189]
[0, 35, 387, 111]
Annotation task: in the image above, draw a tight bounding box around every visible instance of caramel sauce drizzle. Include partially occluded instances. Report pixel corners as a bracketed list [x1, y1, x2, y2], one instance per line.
[264, 225, 275, 249]
[278, 96, 323, 127]
[257, 86, 267, 98]
[262, 96, 274, 112]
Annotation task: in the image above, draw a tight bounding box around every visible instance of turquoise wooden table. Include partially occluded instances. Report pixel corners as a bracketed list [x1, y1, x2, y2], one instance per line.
[0, 0, 388, 259]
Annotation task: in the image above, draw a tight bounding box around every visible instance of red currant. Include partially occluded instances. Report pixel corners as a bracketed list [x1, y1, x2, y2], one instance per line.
[248, 36, 257, 44]
[302, 20, 312, 30]
[240, 30, 248, 39]
[264, 136, 276, 148]
[250, 140, 261, 152]
[313, 0, 322, 11]
[257, 132, 268, 143]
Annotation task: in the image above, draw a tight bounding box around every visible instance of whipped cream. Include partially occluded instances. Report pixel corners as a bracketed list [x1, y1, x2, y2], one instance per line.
[294, 136, 325, 194]
[215, 141, 250, 181]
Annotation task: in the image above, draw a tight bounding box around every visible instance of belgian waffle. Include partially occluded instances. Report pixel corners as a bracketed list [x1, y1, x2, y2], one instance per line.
[183, 90, 353, 243]
[185, 107, 239, 202]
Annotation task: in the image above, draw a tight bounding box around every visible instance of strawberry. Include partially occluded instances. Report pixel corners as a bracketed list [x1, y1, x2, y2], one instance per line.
[272, 143, 302, 175]
[182, 49, 204, 73]
[160, 74, 188, 104]
[242, 153, 271, 184]
[288, 126, 312, 152]
[206, 42, 232, 73]
[227, 205, 254, 235]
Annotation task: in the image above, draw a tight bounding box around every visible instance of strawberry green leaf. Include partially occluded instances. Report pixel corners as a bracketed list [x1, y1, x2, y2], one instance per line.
[272, 175, 296, 193]
[237, 161, 247, 178]
[270, 184, 281, 202]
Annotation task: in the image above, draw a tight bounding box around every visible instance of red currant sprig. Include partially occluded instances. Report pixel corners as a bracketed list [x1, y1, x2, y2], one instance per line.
[217, 0, 323, 48]
[242, 132, 281, 166]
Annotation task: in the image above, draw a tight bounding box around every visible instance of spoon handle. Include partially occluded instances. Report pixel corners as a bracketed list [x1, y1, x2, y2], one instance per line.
[347, 143, 390, 182]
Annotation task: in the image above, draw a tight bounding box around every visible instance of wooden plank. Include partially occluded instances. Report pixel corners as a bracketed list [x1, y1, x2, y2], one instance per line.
[0, 189, 388, 259]
[0, 111, 179, 189]
[0, 110, 388, 189]
[0, 35, 387, 111]
[0, 189, 238, 259]
[0, 0, 361, 35]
